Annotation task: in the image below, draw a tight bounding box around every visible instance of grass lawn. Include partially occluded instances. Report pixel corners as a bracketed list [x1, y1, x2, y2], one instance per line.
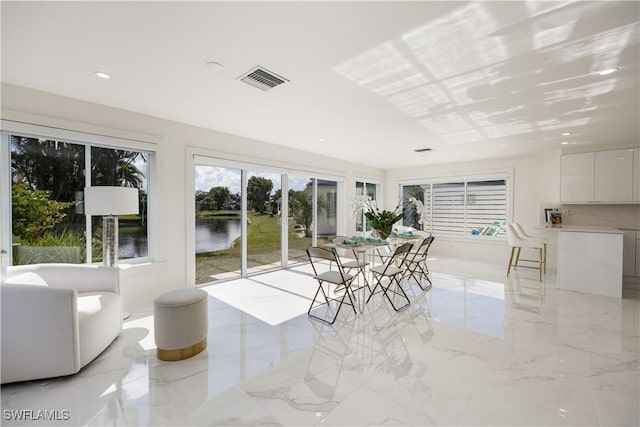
[195, 211, 332, 284]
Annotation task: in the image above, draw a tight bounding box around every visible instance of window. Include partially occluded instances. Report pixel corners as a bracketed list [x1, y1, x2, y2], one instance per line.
[402, 177, 508, 238]
[355, 180, 379, 232]
[8, 134, 151, 265]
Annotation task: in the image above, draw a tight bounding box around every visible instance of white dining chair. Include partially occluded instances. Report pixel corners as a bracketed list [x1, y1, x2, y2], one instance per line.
[306, 246, 358, 324]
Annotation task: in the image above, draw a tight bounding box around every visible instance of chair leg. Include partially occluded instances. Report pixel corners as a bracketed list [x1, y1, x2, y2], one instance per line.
[308, 280, 357, 324]
[507, 247, 515, 276]
[366, 273, 383, 305]
[514, 247, 522, 269]
[412, 261, 432, 290]
[539, 247, 543, 282]
[383, 275, 410, 311]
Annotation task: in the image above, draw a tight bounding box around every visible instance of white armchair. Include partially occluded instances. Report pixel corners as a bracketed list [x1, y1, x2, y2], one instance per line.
[1, 263, 122, 384]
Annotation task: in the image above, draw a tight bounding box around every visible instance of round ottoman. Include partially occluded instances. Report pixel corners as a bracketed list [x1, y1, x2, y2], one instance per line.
[154, 288, 208, 361]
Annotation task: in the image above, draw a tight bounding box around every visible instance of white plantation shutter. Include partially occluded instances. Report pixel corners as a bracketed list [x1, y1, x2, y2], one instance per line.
[403, 177, 508, 238]
[466, 180, 507, 236]
[432, 182, 465, 235]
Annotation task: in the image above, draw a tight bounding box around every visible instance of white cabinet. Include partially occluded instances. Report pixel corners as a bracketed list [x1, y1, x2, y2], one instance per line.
[560, 148, 639, 203]
[635, 230, 639, 276]
[623, 230, 637, 276]
[636, 237, 640, 277]
[557, 230, 623, 298]
[633, 147, 640, 202]
[594, 149, 634, 201]
[623, 229, 640, 277]
[561, 152, 594, 202]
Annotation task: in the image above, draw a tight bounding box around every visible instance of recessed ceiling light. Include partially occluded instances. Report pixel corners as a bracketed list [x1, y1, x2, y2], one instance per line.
[598, 66, 619, 76]
[319, 138, 325, 142]
[561, 141, 569, 145]
[94, 71, 110, 79]
[206, 61, 224, 71]
[562, 132, 571, 136]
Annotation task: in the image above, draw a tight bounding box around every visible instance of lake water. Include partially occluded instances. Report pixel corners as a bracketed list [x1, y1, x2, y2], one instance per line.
[120, 217, 242, 257]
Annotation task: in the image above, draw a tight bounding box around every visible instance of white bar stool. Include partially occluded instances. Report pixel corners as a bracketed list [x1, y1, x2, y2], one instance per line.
[513, 222, 547, 274]
[506, 223, 546, 282]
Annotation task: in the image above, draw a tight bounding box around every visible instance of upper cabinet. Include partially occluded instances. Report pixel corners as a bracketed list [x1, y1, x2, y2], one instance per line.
[594, 149, 634, 201]
[561, 152, 594, 202]
[561, 148, 638, 203]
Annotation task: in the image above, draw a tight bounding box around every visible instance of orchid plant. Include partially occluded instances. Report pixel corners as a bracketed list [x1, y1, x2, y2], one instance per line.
[408, 196, 428, 228]
[351, 195, 404, 239]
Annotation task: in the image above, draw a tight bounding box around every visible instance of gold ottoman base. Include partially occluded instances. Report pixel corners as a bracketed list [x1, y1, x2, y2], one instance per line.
[157, 338, 207, 361]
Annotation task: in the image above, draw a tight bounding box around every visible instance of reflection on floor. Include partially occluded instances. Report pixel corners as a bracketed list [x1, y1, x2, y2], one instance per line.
[2, 258, 638, 426]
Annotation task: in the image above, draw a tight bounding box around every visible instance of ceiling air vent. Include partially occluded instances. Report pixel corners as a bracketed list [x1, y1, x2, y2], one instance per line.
[414, 148, 432, 153]
[239, 66, 289, 91]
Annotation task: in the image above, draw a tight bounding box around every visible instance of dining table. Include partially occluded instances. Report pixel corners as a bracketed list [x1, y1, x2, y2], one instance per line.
[330, 233, 421, 313]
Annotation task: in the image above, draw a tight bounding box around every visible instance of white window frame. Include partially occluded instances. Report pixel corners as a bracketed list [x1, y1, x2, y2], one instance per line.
[188, 149, 346, 286]
[399, 169, 513, 241]
[355, 179, 382, 233]
[1, 120, 157, 269]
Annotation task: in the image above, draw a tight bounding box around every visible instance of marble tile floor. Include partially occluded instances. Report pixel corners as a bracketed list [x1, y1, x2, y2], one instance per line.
[1, 258, 639, 426]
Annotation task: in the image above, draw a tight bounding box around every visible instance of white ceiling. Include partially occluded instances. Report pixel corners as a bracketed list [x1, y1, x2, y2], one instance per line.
[2, 1, 639, 169]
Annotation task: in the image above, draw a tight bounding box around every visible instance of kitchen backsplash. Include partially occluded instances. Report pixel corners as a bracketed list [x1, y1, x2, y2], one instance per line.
[560, 204, 640, 229]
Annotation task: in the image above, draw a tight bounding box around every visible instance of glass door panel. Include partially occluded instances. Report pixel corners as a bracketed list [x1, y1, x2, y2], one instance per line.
[316, 180, 337, 246]
[194, 165, 242, 284]
[246, 170, 281, 274]
[288, 175, 313, 265]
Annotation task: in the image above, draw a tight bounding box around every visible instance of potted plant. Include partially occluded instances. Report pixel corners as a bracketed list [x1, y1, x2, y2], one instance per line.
[352, 196, 404, 239]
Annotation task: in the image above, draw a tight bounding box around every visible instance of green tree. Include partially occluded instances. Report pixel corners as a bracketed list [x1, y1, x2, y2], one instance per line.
[247, 176, 273, 213]
[91, 146, 144, 188]
[11, 137, 144, 203]
[204, 186, 231, 210]
[11, 136, 85, 202]
[195, 190, 207, 202]
[11, 183, 75, 242]
[289, 189, 327, 237]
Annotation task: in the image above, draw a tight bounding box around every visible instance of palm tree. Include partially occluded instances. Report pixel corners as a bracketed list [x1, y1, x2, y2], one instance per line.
[289, 189, 327, 237]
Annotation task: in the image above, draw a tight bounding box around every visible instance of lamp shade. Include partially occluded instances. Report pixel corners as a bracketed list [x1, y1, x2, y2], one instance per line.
[84, 186, 139, 216]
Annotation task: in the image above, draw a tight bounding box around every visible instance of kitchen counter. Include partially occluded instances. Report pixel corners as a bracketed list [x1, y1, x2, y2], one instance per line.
[557, 228, 623, 298]
[545, 225, 624, 234]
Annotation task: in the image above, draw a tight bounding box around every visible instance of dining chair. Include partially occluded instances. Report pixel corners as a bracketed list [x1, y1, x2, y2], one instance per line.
[403, 235, 435, 290]
[366, 242, 413, 311]
[506, 223, 545, 282]
[332, 236, 371, 295]
[306, 247, 358, 324]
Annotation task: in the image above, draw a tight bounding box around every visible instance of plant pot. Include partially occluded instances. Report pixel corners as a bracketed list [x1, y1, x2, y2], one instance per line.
[375, 226, 393, 240]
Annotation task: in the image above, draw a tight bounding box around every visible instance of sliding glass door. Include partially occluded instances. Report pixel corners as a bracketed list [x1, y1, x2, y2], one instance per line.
[193, 159, 343, 284]
[287, 175, 313, 265]
[246, 170, 281, 274]
[194, 165, 242, 284]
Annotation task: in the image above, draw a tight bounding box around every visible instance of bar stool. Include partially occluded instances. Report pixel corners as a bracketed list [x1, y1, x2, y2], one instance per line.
[513, 222, 547, 274]
[506, 223, 545, 282]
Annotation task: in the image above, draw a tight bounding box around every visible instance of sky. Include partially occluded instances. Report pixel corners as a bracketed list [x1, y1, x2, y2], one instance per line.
[194, 166, 311, 194]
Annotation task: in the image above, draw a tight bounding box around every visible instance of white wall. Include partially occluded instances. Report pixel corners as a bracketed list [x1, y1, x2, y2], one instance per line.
[385, 151, 562, 266]
[1, 84, 384, 310]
